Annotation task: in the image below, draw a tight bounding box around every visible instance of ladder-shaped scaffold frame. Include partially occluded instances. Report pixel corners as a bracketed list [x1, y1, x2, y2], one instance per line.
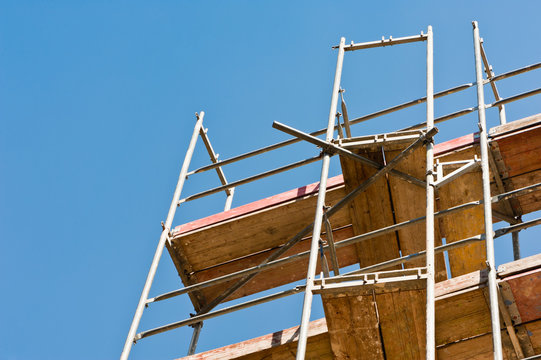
[121, 22, 541, 360]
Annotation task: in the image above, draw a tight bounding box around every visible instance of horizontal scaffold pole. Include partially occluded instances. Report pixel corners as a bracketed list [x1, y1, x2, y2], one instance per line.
[137, 286, 304, 341]
[333, 33, 428, 51]
[346, 214, 541, 274]
[187, 62, 540, 177]
[404, 86, 541, 131]
[179, 154, 323, 204]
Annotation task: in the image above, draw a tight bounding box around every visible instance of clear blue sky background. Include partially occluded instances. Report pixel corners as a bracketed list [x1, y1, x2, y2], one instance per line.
[1, 1, 540, 359]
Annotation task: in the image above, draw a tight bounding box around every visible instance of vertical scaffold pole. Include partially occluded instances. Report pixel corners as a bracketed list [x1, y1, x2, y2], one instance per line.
[187, 322, 203, 355]
[473, 21, 503, 360]
[425, 25, 436, 360]
[295, 37, 346, 360]
[512, 231, 521, 260]
[120, 112, 205, 360]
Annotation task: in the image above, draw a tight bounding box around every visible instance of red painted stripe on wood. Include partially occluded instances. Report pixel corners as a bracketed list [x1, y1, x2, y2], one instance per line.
[173, 175, 345, 235]
[434, 132, 479, 156]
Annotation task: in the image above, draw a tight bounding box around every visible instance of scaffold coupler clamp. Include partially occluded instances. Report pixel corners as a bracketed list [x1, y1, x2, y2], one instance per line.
[188, 314, 204, 329]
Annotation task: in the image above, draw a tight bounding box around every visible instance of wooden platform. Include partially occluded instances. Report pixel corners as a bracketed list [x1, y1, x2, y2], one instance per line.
[176, 254, 541, 359]
[167, 114, 541, 312]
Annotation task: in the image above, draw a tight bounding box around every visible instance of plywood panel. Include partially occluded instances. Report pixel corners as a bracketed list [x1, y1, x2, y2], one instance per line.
[339, 150, 400, 270]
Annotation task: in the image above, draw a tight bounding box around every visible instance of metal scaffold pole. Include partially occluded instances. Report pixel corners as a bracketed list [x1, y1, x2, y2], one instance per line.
[473, 21, 503, 360]
[295, 36, 346, 360]
[425, 25, 436, 360]
[120, 112, 205, 360]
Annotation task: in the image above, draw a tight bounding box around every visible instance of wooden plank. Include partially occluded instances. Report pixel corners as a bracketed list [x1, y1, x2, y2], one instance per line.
[314, 278, 426, 297]
[436, 331, 519, 360]
[505, 170, 541, 214]
[173, 175, 345, 236]
[525, 319, 541, 354]
[435, 268, 488, 298]
[436, 146, 487, 277]
[166, 241, 206, 310]
[497, 285, 526, 358]
[516, 324, 536, 357]
[339, 149, 400, 270]
[434, 133, 478, 156]
[493, 124, 541, 177]
[386, 146, 447, 282]
[498, 253, 541, 278]
[499, 280, 523, 325]
[505, 268, 541, 323]
[194, 227, 358, 303]
[376, 289, 426, 359]
[178, 318, 331, 360]
[435, 288, 492, 345]
[322, 293, 384, 359]
[172, 185, 352, 273]
[489, 112, 541, 137]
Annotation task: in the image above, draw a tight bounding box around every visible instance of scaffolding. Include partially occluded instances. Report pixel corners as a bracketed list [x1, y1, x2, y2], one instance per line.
[121, 22, 541, 360]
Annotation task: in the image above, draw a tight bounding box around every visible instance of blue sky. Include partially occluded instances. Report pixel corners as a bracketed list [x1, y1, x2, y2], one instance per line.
[1, 1, 540, 359]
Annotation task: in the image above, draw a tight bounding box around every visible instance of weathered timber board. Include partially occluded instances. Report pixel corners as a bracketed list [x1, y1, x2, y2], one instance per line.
[505, 170, 541, 214]
[321, 292, 384, 359]
[178, 318, 333, 360]
[489, 113, 541, 137]
[173, 176, 345, 235]
[505, 268, 541, 323]
[493, 124, 541, 178]
[177, 256, 541, 360]
[386, 147, 447, 282]
[435, 146, 487, 277]
[376, 289, 426, 359]
[490, 115, 541, 216]
[172, 185, 352, 272]
[194, 227, 359, 303]
[339, 149, 401, 270]
[526, 319, 541, 354]
[321, 286, 494, 358]
[436, 286, 493, 346]
[498, 253, 541, 277]
[436, 330, 519, 360]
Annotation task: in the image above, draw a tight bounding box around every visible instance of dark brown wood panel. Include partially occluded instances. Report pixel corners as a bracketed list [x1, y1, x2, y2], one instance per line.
[436, 147, 487, 277]
[194, 227, 359, 303]
[339, 150, 401, 270]
[386, 147, 447, 282]
[322, 293, 384, 359]
[377, 289, 426, 359]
